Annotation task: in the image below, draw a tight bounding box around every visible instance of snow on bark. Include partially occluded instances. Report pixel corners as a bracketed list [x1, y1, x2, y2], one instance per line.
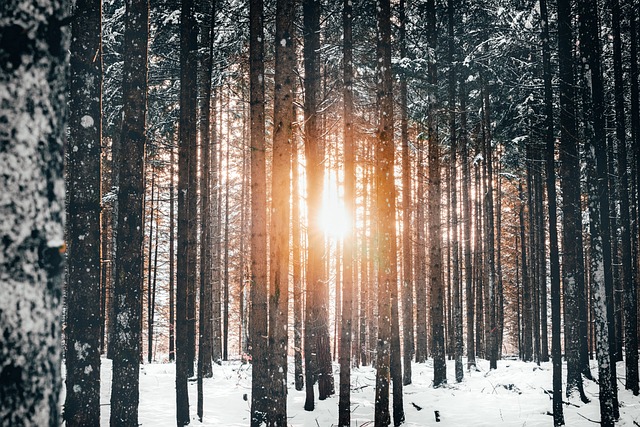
[0, 0, 69, 425]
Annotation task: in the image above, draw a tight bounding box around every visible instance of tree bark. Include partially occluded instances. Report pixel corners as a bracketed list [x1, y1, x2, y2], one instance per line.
[176, 0, 196, 421]
[0, 1, 68, 424]
[267, 0, 296, 421]
[557, 0, 588, 401]
[249, 0, 269, 422]
[65, 0, 102, 422]
[338, 0, 355, 421]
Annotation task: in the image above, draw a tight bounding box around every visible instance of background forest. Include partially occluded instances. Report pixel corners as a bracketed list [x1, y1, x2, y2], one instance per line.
[1, 0, 639, 425]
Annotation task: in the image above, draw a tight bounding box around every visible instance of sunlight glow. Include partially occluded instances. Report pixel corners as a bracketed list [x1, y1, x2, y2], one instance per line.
[319, 177, 350, 239]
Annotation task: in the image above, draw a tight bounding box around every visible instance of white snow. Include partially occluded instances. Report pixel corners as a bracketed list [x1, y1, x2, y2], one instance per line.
[63, 356, 640, 426]
[81, 115, 94, 128]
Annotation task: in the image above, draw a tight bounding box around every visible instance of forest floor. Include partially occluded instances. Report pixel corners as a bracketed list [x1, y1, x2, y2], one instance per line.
[71, 355, 640, 426]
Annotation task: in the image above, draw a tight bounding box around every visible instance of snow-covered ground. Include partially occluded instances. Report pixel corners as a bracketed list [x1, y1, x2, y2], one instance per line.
[77, 356, 639, 426]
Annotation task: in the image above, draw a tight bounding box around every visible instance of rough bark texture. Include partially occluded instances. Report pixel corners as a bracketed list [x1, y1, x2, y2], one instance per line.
[197, 0, 215, 386]
[65, 0, 102, 423]
[292, 138, 304, 392]
[540, 0, 564, 423]
[374, 0, 397, 423]
[399, 0, 414, 387]
[249, 0, 269, 422]
[579, 0, 618, 422]
[460, 75, 475, 370]
[338, 0, 354, 423]
[414, 136, 428, 364]
[176, 0, 196, 421]
[109, 0, 148, 424]
[448, 0, 463, 384]
[0, 1, 68, 425]
[557, 0, 587, 402]
[267, 0, 295, 421]
[303, 0, 334, 410]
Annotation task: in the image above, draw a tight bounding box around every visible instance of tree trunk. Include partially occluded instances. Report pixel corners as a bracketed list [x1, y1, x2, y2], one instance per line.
[374, 0, 398, 423]
[557, 0, 587, 401]
[146, 167, 156, 363]
[415, 135, 428, 364]
[197, 0, 215, 389]
[267, 0, 295, 421]
[540, 0, 564, 422]
[304, 0, 334, 409]
[292, 135, 304, 392]
[579, 0, 618, 422]
[627, 0, 640, 396]
[447, 0, 462, 382]
[249, 0, 269, 422]
[169, 143, 176, 362]
[399, 0, 414, 387]
[65, 0, 101, 422]
[109, 0, 148, 424]
[460, 74, 475, 370]
[519, 180, 532, 362]
[0, 2, 68, 425]
[339, 0, 355, 420]
[611, 0, 640, 395]
[176, 0, 196, 421]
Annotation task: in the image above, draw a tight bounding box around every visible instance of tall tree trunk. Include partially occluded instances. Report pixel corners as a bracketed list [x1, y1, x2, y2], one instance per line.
[399, 0, 414, 387]
[415, 135, 428, 364]
[249, 0, 269, 422]
[0, 2, 68, 424]
[304, 0, 334, 409]
[339, 0, 355, 420]
[427, 0, 445, 386]
[474, 151, 484, 359]
[110, 0, 148, 423]
[212, 87, 222, 362]
[65, 0, 101, 423]
[293, 136, 304, 391]
[176, 0, 197, 421]
[519, 181, 532, 362]
[267, 0, 295, 421]
[579, 0, 618, 422]
[197, 0, 215, 392]
[540, 0, 564, 422]
[557, 0, 587, 401]
[360, 154, 370, 366]
[447, 0, 462, 382]
[169, 144, 175, 362]
[627, 0, 640, 396]
[374, 0, 401, 423]
[612, 0, 640, 395]
[223, 109, 230, 361]
[459, 74, 475, 370]
[481, 82, 497, 370]
[146, 167, 156, 363]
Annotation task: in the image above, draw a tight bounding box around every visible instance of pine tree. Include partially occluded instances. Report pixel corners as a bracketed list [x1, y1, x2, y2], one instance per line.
[249, 0, 269, 422]
[110, 0, 148, 424]
[65, 0, 102, 423]
[0, 1, 68, 424]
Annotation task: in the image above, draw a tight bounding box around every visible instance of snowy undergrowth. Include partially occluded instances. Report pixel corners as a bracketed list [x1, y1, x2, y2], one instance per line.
[66, 357, 640, 426]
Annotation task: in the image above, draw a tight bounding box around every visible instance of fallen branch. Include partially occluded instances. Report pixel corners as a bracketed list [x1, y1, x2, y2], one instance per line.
[576, 412, 600, 424]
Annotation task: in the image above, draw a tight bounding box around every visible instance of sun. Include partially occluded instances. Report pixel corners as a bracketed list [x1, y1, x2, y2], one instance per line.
[319, 178, 350, 239]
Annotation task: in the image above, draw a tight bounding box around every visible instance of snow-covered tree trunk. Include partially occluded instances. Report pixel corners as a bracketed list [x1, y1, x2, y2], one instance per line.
[557, 0, 588, 402]
[0, 1, 68, 425]
[109, 0, 148, 423]
[64, 0, 102, 423]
